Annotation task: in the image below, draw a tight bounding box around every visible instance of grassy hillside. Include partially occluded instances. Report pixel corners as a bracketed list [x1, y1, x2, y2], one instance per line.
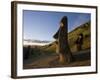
[68, 21, 91, 52]
[23, 21, 91, 60]
[44, 21, 91, 53]
[23, 21, 91, 69]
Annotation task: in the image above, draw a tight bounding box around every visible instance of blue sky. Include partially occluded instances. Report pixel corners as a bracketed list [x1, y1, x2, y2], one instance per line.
[23, 10, 90, 41]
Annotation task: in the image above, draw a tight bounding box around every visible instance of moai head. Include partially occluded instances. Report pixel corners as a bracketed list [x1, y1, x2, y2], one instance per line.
[60, 16, 68, 31]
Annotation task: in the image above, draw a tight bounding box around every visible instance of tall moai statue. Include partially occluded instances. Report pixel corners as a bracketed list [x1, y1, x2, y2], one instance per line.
[53, 16, 74, 64]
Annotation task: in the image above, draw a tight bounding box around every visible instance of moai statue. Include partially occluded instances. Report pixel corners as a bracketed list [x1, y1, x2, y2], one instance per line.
[24, 46, 31, 59]
[53, 16, 74, 64]
[75, 33, 83, 51]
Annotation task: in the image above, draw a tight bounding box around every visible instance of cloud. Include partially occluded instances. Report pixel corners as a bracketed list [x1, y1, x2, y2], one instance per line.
[24, 39, 52, 46]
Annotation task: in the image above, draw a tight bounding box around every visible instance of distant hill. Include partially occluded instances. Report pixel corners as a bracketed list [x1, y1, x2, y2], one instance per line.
[43, 21, 91, 53]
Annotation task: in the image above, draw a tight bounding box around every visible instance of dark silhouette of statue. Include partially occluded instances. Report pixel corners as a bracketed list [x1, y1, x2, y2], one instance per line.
[24, 46, 31, 59]
[53, 16, 73, 64]
[75, 33, 83, 51]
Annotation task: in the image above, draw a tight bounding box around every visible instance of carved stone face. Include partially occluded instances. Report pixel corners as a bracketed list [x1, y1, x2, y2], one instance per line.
[60, 22, 64, 27]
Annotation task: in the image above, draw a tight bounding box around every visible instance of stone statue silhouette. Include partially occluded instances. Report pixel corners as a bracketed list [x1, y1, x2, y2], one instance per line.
[75, 33, 83, 51]
[24, 46, 31, 59]
[53, 16, 73, 64]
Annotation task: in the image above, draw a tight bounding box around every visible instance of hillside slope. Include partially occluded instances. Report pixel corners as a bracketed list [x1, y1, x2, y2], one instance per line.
[44, 21, 91, 53]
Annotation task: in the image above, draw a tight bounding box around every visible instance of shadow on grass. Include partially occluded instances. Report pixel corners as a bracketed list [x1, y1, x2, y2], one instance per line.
[23, 49, 91, 69]
[73, 50, 90, 62]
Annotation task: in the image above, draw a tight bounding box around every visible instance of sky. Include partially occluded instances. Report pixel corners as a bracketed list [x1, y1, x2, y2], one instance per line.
[23, 10, 90, 41]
